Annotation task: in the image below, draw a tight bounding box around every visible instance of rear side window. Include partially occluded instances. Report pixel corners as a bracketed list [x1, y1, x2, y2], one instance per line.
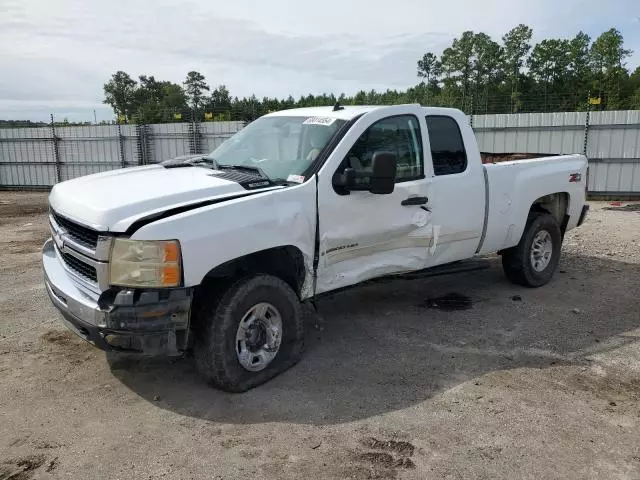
[425, 116, 467, 175]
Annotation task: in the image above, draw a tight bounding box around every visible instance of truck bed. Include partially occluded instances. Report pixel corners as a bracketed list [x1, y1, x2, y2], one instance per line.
[477, 153, 588, 255]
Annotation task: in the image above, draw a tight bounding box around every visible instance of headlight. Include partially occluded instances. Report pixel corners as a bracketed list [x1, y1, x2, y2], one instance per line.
[109, 239, 182, 288]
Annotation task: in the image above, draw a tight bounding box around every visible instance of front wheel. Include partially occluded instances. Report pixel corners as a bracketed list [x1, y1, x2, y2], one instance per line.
[194, 274, 304, 392]
[501, 212, 562, 287]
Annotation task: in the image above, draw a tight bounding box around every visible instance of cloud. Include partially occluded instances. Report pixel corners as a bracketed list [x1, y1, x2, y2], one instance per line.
[0, 0, 638, 121]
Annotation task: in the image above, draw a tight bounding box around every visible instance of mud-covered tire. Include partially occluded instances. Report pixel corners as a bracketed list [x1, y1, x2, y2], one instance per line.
[194, 274, 304, 392]
[501, 212, 562, 288]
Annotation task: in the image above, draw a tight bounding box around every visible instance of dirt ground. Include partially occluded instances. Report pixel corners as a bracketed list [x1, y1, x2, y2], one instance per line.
[0, 191, 639, 480]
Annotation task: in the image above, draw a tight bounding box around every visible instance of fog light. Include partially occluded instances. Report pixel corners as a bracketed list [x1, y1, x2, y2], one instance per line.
[104, 334, 121, 347]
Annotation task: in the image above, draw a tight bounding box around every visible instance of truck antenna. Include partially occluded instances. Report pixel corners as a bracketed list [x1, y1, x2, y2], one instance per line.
[332, 102, 344, 111]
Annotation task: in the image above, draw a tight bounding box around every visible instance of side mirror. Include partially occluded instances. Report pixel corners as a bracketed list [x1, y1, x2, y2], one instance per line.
[368, 152, 397, 194]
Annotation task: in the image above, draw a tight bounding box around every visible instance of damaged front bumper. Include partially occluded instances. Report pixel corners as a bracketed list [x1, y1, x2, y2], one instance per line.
[42, 238, 191, 355]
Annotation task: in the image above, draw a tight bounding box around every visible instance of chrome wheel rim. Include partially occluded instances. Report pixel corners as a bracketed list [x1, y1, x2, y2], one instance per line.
[235, 302, 282, 372]
[530, 230, 553, 272]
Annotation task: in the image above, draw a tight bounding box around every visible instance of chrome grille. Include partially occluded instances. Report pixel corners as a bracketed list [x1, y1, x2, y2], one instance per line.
[49, 207, 111, 292]
[51, 210, 99, 249]
[61, 251, 98, 282]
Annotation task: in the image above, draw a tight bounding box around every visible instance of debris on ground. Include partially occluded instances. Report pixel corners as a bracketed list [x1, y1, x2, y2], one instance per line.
[0, 455, 46, 480]
[45, 457, 59, 473]
[356, 452, 416, 469]
[424, 292, 473, 311]
[361, 438, 415, 456]
[603, 203, 640, 212]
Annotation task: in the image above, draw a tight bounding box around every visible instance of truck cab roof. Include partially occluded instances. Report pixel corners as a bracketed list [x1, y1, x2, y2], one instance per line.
[264, 104, 465, 121]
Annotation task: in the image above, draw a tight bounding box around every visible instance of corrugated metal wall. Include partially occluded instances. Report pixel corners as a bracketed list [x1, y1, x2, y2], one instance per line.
[1, 113, 639, 195]
[0, 126, 57, 186]
[586, 111, 640, 196]
[0, 121, 243, 188]
[201, 121, 245, 152]
[147, 123, 191, 161]
[474, 110, 640, 196]
[57, 125, 139, 181]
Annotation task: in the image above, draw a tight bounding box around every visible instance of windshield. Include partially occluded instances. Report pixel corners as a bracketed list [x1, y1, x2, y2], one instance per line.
[206, 115, 346, 181]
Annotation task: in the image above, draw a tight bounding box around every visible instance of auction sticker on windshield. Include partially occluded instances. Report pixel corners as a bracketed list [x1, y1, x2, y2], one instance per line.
[303, 116, 336, 126]
[287, 174, 305, 184]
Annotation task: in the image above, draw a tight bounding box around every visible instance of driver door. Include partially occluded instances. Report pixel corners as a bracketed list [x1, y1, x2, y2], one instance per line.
[316, 106, 435, 294]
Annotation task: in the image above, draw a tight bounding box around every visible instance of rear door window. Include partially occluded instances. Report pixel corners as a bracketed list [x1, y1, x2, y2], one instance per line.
[425, 116, 467, 175]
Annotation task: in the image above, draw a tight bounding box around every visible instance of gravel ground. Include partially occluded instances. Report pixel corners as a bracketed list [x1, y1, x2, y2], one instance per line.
[0, 191, 639, 480]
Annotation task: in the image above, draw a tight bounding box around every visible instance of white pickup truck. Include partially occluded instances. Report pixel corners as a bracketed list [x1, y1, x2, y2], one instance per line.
[43, 104, 589, 391]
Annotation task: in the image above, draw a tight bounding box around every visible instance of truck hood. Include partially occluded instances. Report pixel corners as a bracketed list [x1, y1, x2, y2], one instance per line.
[48, 165, 249, 231]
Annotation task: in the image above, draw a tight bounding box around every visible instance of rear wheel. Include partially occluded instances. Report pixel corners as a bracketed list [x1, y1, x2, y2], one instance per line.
[194, 274, 304, 392]
[501, 212, 562, 287]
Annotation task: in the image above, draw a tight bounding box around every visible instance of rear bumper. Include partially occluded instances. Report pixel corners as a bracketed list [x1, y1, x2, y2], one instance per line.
[577, 204, 589, 227]
[42, 238, 191, 355]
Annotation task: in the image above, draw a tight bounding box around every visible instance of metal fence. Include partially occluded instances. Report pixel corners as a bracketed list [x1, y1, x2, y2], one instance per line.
[1, 110, 639, 197]
[0, 120, 243, 188]
[473, 110, 640, 197]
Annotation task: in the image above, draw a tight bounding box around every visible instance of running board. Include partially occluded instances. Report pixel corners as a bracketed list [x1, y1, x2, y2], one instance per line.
[314, 259, 492, 301]
[396, 258, 491, 280]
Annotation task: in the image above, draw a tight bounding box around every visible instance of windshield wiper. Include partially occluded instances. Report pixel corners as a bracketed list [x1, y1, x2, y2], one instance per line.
[269, 178, 298, 186]
[161, 155, 218, 169]
[213, 163, 299, 187]
[196, 156, 218, 168]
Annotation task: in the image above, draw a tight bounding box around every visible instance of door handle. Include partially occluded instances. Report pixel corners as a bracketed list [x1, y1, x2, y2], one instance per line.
[401, 196, 428, 206]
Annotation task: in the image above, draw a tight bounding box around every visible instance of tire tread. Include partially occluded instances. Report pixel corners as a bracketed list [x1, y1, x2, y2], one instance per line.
[501, 212, 562, 288]
[194, 274, 304, 392]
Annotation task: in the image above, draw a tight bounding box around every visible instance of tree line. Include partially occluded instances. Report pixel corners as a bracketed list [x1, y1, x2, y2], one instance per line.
[102, 25, 639, 124]
[417, 26, 638, 113]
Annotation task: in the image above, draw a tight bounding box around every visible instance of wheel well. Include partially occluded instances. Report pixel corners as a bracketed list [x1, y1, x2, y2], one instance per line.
[530, 192, 569, 233]
[200, 246, 306, 297]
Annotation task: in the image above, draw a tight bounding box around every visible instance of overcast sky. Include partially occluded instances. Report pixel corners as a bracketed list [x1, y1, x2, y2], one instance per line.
[1, 0, 639, 122]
